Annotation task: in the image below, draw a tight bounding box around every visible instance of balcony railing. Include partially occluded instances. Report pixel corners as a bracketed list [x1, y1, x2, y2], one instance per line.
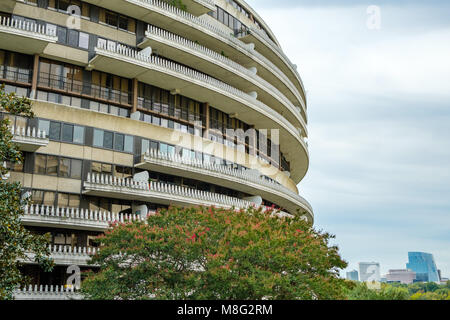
[10, 125, 49, 151]
[22, 245, 98, 267]
[94, 44, 306, 145]
[141, 148, 314, 215]
[84, 172, 255, 210]
[113, 0, 305, 108]
[22, 204, 145, 231]
[144, 25, 307, 126]
[14, 285, 82, 300]
[0, 16, 57, 39]
[0, 67, 32, 84]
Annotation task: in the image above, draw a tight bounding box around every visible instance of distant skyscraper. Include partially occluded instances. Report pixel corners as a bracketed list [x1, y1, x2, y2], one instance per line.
[385, 269, 416, 284]
[358, 262, 381, 282]
[346, 270, 359, 281]
[406, 252, 440, 283]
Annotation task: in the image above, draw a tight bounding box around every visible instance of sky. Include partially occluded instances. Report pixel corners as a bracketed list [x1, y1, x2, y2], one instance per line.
[246, 0, 450, 278]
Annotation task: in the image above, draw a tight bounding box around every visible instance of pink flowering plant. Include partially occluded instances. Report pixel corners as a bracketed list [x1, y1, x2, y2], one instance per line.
[82, 206, 349, 300]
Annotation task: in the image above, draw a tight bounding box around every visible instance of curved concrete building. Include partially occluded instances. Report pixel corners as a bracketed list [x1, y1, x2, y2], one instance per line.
[0, 0, 311, 299]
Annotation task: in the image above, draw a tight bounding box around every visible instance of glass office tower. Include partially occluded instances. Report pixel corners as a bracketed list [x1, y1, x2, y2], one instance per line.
[406, 252, 440, 283]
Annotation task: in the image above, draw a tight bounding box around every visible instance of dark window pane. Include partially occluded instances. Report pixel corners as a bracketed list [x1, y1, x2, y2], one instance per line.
[114, 133, 124, 151]
[103, 131, 113, 149]
[57, 26, 67, 44]
[49, 122, 61, 140]
[68, 29, 79, 47]
[62, 123, 74, 142]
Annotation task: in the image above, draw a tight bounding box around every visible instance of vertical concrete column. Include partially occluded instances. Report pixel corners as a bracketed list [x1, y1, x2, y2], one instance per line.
[132, 78, 138, 114]
[204, 102, 210, 139]
[249, 125, 257, 157]
[30, 54, 39, 99]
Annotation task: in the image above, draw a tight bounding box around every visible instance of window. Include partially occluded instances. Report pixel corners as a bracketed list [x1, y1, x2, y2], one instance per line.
[93, 129, 104, 147]
[114, 133, 124, 151]
[79, 32, 89, 49]
[103, 131, 113, 149]
[46, 155, 59, 176]
[93, 129, 133, 152]
[73, 125, 84, 144]
[59, 158, 82, 179]
[62, 123, 74, 142]
[49, 121, 61, 140]
[31, 190, 56, 206]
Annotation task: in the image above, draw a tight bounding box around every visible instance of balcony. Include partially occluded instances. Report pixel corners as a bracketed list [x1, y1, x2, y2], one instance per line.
[10, 126, 49, 152]
[88, 45, 309, 182]
[21, 205, 144, 232]
[83, 0, 305, 111]
[83, 173, 256, 209]
[85, 0, 215, 17]
[22, 245, 98, 267]
[239, 26, 307, 104]
[0, 17, 57, 55]
[139, 25, 308, 127]
[136, 149, 314, 222]
[14, 285, 82, 300]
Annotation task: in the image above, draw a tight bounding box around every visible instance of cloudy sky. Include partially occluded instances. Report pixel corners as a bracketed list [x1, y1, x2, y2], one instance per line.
[246, 0, 450, 278]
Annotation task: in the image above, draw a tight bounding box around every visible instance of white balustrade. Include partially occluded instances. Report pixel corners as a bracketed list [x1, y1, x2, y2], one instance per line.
[145, 25, 305, 124]
[0, 16, 57, 37]
[85, 172, 254, 209]
[10, 125, 47, 140]
[142, 149, 314, 214]
[95, 43, 305, 143]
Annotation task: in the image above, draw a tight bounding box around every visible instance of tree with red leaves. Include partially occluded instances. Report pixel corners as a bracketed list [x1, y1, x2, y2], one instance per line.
[82, 206, 349, 300]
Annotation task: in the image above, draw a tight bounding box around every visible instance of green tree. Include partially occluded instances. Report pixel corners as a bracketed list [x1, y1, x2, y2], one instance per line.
[346, 282, 410, 300]
[82, 206, 350, 300]
[0, 85, 53, 300]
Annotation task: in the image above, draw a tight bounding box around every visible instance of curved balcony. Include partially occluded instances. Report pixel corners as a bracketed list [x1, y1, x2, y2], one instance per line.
[239, 26, 308, 104]
[10, 126, 49, 152]
[88, 45, 309, 182]
[83, 173, 256, 210]
[136, 149, 314, 222]
[139, 25, 308, 127]
[22, 205, 144, 232]
[86, 0, 215, 16]
[0, 17, 57, 55]
[82, 0, 306, 113]
[14, 285, 82, 300]
[22, 245, 98, 267]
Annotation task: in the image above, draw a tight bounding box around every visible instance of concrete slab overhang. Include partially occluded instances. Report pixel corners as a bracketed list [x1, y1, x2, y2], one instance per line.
[22, 247, 96, 267]
[239, 28, 308, 106]
[82, 0, 305, 112]
[139, 27, 308, 131]
[88, 47, 309, 183]
[21, 205, 145, 232]
[135, 152, 314, 222]
[12, 135, 49, 152]
[0, 20, 57, 55]
[85, 0, 215, 17]
[10, 127, 49, 152]
[1, 0, 17, 13]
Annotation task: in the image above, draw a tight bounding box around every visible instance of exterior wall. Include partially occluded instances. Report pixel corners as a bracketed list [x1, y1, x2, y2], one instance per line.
[1, 0, 313, 293]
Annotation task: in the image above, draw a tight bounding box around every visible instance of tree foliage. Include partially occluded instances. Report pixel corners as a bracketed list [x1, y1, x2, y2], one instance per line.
[82, 206, 350, 300]
[345, 281, 450, 300]
[0, 85, 53, 300]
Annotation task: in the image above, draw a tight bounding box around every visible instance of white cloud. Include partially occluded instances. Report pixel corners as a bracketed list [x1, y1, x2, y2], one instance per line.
[249, 4, 450, 276]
